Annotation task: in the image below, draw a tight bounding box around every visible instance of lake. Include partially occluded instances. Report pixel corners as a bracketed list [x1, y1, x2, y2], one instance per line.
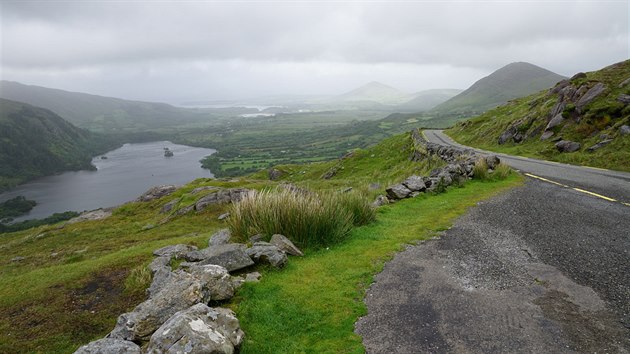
[0, 141, 216, 222]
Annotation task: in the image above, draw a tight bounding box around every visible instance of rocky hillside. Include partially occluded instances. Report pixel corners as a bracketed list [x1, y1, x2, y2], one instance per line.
[434, 62, 566, 115]
[0, 98, 118, 191]
[447, 60, 630, 171]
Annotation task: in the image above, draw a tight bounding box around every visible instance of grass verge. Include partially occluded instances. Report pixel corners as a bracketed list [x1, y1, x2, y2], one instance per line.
[234, 174, 523, 353]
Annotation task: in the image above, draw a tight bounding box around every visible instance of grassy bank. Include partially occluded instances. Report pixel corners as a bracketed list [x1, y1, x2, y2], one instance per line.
[235, 175, 522, 353]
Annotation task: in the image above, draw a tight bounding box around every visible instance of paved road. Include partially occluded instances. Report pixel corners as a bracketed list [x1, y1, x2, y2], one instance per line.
[356, 132, 630, 353]
[423, 129, 630, 204]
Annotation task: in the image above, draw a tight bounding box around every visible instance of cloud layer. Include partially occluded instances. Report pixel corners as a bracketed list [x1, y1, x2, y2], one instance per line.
[1, 1, 627, 102]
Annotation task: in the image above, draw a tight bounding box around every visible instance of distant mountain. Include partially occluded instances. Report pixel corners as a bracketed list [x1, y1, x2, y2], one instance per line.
[336, 81, 411, 105]
[396, 89, 463, 112]
[434, 62, 566, 115]
[0, 98, 117, 191]
[0, 81, 209, 133]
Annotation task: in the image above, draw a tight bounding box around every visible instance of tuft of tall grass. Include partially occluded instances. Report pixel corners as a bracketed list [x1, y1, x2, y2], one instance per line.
[227, 189, 375, 249]
[473, 158, 512, 181]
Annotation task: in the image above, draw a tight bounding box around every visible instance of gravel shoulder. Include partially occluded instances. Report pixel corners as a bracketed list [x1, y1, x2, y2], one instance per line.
[355, 179, 629, 353]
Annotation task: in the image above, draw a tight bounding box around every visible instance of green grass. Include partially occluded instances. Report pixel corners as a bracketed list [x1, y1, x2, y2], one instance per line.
[235, 174, 523, 353]
[228, 189, 374, 249]
[0, 131, 521, 353]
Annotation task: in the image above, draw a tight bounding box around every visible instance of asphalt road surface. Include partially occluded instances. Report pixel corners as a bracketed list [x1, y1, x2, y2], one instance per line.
[355, 131, 630, 353]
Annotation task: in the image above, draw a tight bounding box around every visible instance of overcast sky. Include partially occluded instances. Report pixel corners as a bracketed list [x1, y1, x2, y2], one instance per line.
[1, 1, 628, 103]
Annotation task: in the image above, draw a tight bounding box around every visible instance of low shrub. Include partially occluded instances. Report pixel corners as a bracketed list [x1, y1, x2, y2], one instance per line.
[227, 188, 375, 249]
[473, 159, 512, 181]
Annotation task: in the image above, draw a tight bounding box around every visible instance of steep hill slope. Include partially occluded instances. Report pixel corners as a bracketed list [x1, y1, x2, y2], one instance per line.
[434, 62, 566, 115]
[447, 60, 630, 171]
[0, 81, 209, 133]
[0, 98, 118, 190]
[336, 81, 411, 105]
[396, 89, 463, 112]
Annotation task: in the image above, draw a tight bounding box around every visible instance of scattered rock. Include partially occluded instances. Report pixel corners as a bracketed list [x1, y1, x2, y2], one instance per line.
[160, 198, 180, 214]
[142, 224, 156, 231]
[371, 195, 389, 208]
[67, 208, 112, 224]
[619, 77, 630, 88]
[540, 131, 554, 140]
[270, 234, 303, 257]
[11, 256, 25, 262]
[341, 187, 353, 193]
[245, 272, 262, 282]
[321, 167, 338, 180]
[195, 189, 251, 212]
[587, 139, 613, 152]
[600, 134, 611, 140]
[617, 94, 630, 105]
[268, 168, 283, 181]
[555, 140, 581, 153]
[570, 72, 587, 81]
[153, 244, 197, 258]
[74, 338, 141, 354]
[498, 129, 513, 145]
[485, 155, 501, 170]
[576, 83, 606, 112]
[209, 229, 232, 247]
[619, 125, 630, 136]
[548, 101, 566, 119]
[145, 304, 244, 354]
[185, 244, 254, 272]
[137, 185, 177, 202]
[218, 212, 230, 221]
[386, 184, 412, 200]
[545, 113, 565, 131]
[246, 242, 288, 268]
[401, 175, 426, 192]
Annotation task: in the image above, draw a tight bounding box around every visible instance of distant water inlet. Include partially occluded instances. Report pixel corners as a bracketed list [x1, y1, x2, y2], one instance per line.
[0, 141, 216, 222]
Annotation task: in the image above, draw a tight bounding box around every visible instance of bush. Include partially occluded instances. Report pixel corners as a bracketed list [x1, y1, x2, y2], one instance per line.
[472, 158, 490, 180]
[227, 188, 375, 249]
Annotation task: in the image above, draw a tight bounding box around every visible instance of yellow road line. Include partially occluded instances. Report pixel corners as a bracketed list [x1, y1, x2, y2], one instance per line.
[524, 173, 625, 205]
[524, 173, 569, 188]
[582, 165, 609, 171]
[572, 188, 617, 202]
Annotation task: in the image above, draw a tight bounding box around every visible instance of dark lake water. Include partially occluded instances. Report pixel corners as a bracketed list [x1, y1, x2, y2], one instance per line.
[0, 141, 216, 222]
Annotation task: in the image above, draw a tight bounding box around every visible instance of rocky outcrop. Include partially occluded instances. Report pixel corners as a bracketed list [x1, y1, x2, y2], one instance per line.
[270, 234, 304, 257]
[137, 185, 178, 202]
[268, 168, 284, 181]
[555, 140, 581, 153]
[385, 184, 412, 200]
[576, 83, 606, 112]
[145, 304, 244, 354]
[74, 338, 141, 354]
[67, 208, 113, 224]
[153, 244, 197, 258]
[587, 139, 613, 152]
[195, 188, 251, 212]
[160, 198, 180, 214]
[246, 242, 288, 268]
[545, 114, 564, 131]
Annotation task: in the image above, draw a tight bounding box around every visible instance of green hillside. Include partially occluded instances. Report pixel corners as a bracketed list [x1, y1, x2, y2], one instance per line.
[0, 131, 520, 353]
[447, 60, 630, 171]
[0, 98, 118, 191]
[0, 81, 213, 134]
[434, 62, 566, 115]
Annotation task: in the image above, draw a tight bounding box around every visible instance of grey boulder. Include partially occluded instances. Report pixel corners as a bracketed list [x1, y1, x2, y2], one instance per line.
[270, 234, 304, 257]
[246, 242, 288, 268]
[386, 184, 411, 200]
[402, 175, 426, 192]
[587, 139, 613, 152]
[186, 264, 235, 301]
[137, 185, 177, 202]
[555, 140, 581, 153]
[160, 198, 180, 214]
[195, 189, 251, 211]
[545, 113, 565, 131]
[209, 229, 232, 247]
[145, 303, 244, 354]
[485, 155, 501, 170]
[74, 338, 141, 354]
[186, 244, 254, 272]
[620, 125, 630, 136]
[576, 82, 606, 112]
[540, 131, 554, 140]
